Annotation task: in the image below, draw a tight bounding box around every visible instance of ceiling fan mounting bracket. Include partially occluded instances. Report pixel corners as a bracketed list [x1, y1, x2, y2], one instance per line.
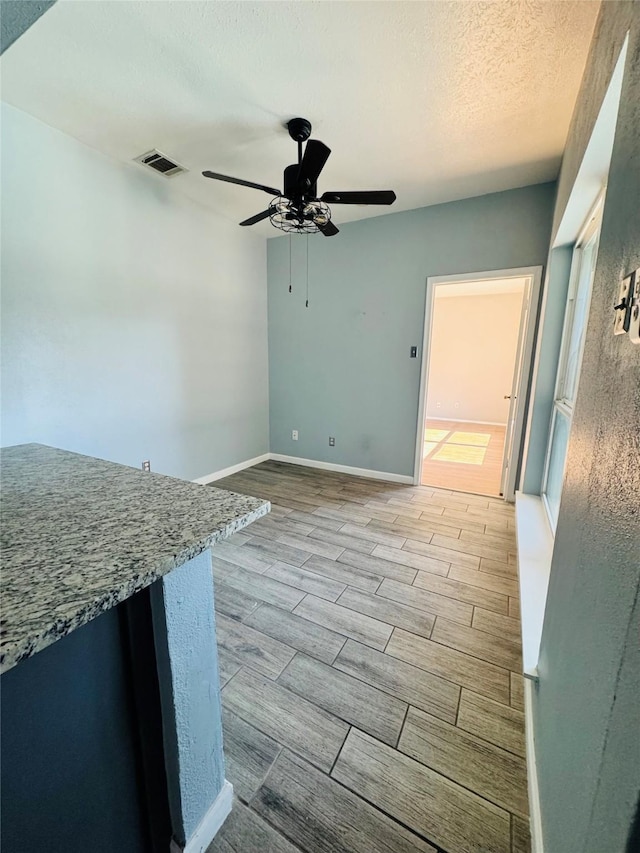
[286, 117, 312, 143]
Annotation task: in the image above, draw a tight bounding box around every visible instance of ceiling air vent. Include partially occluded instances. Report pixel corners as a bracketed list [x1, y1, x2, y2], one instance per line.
[134, 149, 187, 178]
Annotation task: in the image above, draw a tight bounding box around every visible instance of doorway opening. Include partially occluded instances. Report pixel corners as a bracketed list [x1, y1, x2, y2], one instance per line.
[414, 267, 542, 500]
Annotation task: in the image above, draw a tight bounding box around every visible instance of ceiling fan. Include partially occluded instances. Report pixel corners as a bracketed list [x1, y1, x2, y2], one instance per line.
[202, 117, 396, 237]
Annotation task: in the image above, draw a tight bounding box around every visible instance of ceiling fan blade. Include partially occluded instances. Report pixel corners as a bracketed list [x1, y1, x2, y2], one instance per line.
[320, 190, 396, 205]
[318, 221, 339, 237]
[298, 140, 331, 189]
[202, 171, 281, 196]
[239, 208, 273, 227]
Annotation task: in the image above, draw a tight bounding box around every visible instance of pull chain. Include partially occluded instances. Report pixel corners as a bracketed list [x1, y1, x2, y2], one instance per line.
[305, 234, 309, 308]
[288, 234, 292, 293]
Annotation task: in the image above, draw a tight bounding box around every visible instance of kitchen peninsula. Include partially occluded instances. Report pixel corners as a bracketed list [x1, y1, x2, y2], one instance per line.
[0, 444, 268, 853]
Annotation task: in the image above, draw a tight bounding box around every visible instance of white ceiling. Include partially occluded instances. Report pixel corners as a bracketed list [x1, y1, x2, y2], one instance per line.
[0, 0, 599, 237]
[435, 277, 527, 298]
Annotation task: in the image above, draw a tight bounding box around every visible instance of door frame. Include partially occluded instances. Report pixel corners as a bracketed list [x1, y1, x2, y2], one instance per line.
[412, 266, 543, 500]
[500, 279, 532, 498]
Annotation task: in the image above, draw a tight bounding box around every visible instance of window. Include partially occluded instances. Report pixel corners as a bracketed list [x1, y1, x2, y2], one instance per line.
[541, 198, 602, 531]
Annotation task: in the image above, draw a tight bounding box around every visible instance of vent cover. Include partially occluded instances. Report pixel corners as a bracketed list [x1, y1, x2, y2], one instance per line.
[134, 149, 187, 178]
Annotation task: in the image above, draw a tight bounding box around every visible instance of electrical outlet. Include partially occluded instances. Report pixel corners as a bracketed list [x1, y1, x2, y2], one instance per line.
[292, 429, 299, 441]
[142, 460, 151, 472]
[454, 401, 460, 409]
[329, 437, 336, 447]
[436, 401, 441, 409]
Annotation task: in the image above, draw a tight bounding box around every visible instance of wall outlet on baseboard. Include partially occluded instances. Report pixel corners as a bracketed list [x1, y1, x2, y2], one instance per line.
[142, 460, 151, 472]
[292, 429, 299, 441]
[329, 437, 336, 447]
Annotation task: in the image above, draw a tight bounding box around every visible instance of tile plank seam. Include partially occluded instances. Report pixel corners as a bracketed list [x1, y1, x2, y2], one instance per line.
[397, 710, 529, 818]
[318, 733, 448, 853]
[427, 618, 522, 675]
[328, 753, 475, 853]
[218, 603, 473, 735]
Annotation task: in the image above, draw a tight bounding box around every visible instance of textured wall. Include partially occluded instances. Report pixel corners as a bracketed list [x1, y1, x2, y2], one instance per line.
[151, 550, 225, 846]
[534, 4, 640, 852]
[0, 0, 56, 54]
[267, 183, 555, 476]
[551, 2, 635, 243]
[0, 104, 269, 481]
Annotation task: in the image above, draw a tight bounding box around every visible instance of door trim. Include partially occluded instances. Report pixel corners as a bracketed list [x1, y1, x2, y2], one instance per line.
[503, 268, 542, 500]
[413, 266, 543, 499]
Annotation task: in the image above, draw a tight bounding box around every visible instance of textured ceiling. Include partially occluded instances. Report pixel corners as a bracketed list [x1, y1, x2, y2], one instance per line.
[0, 0, 599, 236]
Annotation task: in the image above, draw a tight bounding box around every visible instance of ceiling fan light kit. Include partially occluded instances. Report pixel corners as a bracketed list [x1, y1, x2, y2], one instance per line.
[202, 117, 397, 237]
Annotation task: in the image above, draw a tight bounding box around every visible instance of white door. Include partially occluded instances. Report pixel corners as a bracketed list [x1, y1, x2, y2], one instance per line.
[500, 281, 531, 498]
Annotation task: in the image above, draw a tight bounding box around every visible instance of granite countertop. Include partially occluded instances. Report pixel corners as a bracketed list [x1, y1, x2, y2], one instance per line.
[0, 444, 269, 674]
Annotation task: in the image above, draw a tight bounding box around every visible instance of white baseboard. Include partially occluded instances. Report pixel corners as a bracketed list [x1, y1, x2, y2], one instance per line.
[170, 780, 233, 853]
[425, 417, 507, 426]
[193, 452, 413, 486]
[268, 453, 414, 484]
[524, 678, 544, 853]
[193, 453, 270, 485]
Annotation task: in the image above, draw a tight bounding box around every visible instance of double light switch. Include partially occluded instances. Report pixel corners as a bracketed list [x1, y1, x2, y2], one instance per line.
[614, 268, 640, 344]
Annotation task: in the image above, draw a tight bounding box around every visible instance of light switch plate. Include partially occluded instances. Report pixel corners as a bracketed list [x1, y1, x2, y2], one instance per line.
[613, 272, 634, 335]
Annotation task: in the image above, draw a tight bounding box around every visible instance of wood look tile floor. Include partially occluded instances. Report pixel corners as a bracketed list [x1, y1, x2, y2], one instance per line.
[208, 461, 529, 853]
[421, 420, 507, 497]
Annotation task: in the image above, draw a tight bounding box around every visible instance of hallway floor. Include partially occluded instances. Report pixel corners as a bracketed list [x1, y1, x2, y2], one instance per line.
[209, 461, 529, 853]
[421, 420, 507, 497]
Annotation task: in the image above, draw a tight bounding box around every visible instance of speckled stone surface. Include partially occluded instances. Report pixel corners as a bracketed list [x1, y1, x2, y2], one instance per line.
[0, 444, 269, 674]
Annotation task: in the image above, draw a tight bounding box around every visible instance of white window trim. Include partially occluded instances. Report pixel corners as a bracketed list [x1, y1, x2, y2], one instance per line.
[540, 407, 570, 535]
[541, 192, 604, 534]
[554, 207, 602, 407]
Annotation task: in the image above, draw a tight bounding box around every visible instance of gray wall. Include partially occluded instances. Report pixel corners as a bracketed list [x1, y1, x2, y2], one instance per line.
[1, 104, 269, 481]
[534, 4, 640, 852]
[267, 183, 555, 477]
[151, 550, 225, 846]
[1, 603, 149, 853]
